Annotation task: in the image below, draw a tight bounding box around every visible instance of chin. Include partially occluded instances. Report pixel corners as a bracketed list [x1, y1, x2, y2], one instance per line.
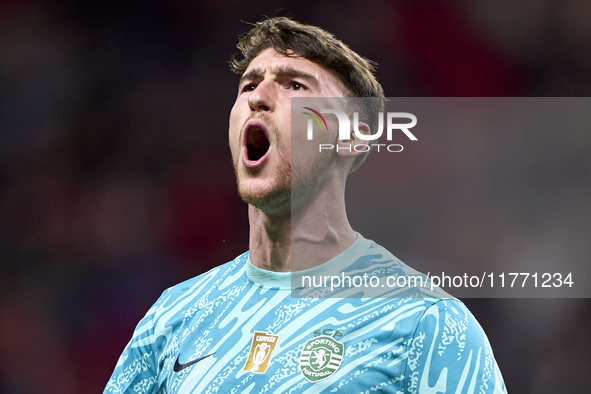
[238, 181, 291, 213]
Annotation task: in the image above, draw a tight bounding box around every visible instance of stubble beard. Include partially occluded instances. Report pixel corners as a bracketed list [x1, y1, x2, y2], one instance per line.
[233, 116, 334, 215]
[236, 159, 292, 214]
[234, 115, 291, 213]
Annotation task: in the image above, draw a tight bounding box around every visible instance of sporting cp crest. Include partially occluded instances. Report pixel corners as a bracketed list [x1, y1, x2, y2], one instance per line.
[300, 335, 344, 382]
[243, 331, 279, 374]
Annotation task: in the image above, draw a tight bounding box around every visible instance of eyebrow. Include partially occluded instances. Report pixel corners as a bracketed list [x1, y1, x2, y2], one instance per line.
[238, 65, 319, 88]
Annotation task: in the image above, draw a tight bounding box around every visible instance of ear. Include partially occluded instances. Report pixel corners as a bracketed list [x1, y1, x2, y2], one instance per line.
[335, 121, 371, 158]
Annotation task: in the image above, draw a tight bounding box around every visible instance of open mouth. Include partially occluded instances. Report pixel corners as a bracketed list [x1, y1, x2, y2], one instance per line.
[242, 121, 271, 168]
[246, 127, 270, 161]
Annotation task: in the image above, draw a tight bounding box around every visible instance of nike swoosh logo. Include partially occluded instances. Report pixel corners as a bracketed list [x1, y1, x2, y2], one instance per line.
[173, 353, 215, 373]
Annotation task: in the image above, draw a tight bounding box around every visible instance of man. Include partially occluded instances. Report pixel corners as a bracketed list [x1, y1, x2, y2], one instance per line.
[104, 17, 507, 393]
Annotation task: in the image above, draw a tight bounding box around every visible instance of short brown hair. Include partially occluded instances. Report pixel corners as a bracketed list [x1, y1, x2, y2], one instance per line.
[230, 17, 385, 172]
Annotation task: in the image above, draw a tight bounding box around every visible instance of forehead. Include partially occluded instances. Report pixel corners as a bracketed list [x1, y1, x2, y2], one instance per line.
[245, 48, 344, 93]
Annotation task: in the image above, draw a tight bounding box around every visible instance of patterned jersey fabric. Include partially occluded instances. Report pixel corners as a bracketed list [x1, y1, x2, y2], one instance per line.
[104, 234, 507, 393]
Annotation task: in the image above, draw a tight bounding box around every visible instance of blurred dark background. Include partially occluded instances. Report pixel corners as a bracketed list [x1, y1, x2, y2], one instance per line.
[1, 0, 590, 393]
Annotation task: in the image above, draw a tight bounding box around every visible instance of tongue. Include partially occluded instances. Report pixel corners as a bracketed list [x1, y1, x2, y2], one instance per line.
[247, 129, 270, 161]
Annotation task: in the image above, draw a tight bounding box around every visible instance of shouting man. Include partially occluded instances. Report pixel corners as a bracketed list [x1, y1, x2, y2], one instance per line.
[105, 17, 507, 393]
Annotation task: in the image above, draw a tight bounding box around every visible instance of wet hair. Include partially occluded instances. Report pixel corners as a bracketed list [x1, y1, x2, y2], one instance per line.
[230, 17, 386, 172]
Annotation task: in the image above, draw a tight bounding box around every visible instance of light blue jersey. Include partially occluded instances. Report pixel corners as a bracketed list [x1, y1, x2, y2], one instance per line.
[105, 234, 506, 393]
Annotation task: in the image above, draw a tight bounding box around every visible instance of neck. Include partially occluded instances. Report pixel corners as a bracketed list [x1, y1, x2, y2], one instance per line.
[248, 178, 356, 272]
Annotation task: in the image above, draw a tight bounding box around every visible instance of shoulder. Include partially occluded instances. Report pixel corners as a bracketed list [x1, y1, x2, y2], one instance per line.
[344, 234, 452, 299]
[412, 298, 486, 350]
[406, 298, 507, 393]
[104, 252, 252, 394]
[162, 251, 248, 300]
[143, 252, 250, 331]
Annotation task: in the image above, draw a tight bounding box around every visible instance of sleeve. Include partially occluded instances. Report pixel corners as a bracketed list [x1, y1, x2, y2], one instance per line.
[103, 291, 169, 394]
[404, 299, 507, 394]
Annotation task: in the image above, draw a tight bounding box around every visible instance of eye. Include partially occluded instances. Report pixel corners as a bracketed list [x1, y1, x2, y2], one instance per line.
[290, 82, 307, 91]
[241, 83, 257, 93]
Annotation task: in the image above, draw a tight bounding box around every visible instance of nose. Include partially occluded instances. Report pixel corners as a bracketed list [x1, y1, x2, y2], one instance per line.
[247, 79, 275, 113]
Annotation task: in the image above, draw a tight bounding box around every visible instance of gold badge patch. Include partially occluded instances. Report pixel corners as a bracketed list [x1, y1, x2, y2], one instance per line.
[242, 331, 279, 374]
